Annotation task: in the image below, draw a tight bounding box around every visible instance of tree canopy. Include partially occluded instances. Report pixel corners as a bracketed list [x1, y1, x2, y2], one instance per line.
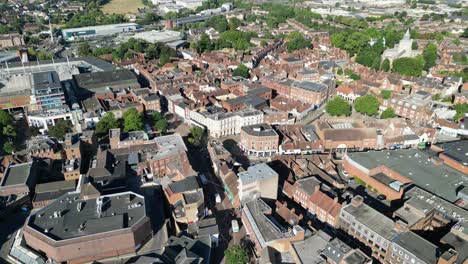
[96, 112, 118, 136]
[392, 56, 424, 76]
[225, 245, 248, 264]
[123, 108, 143, 132]
[188, 126, 204, 145]
[0, 111, 16, 154]
[453, 103, 468, 120]
[381, 107, 396, 119]
[422, 43, 438, 71]
[48, 120, 72, 141]
[326, 97, 351, 116]
[354, 95, 380, 116]
[233, 64, 249, 79]
[285, 32, 312, 52]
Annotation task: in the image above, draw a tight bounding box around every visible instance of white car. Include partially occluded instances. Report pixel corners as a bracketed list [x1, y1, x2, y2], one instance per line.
[342, 170, 349, 177]
[215, 193, 221, 203]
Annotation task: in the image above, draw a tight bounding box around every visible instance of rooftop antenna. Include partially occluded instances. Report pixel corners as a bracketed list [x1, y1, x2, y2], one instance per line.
[21, 60, 25, 74]
[66, 54, 71, 69]
[49, 19, 54, 42]
[5, 61, 10, 74]
[52, 55, 56, 71]
[37, 57, 41, 72]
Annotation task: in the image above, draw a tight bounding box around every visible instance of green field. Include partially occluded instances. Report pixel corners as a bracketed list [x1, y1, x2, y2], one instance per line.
[102, 0, 145, 15]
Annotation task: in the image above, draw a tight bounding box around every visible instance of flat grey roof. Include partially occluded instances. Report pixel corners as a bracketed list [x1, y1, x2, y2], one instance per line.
[28, 191, 146, 241]
[238, 163, 278, 185]
[392, 232, 439, 264]
[241, 123, 278, 137]
[1, 162, 34, 187]
[31, 71, 61, 92]
[243, 199, 284, 243]
[346, 149, 467, 202]
[343, 202, 397, 241]
[35, 180, 76, 194]
[296, 177, 321, 196]
[73, 69, 138, 90]
[435, 140, 468, 166]
[293, 81, 327, 93]
[323, 238, 352, 264]
[292, 232, 330, 264]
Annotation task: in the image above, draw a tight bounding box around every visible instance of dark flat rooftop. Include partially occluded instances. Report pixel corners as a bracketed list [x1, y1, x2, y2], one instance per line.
[392, 232, 439, 264]
[435, 140, 468, 166]
[346, 149, 467, 202]
[28, 191, 146, 241]
[343, 202, 397, 241]
[241, 123, 278, 137]
[1, 162, 34, 187]
[73, 69, 138, 90]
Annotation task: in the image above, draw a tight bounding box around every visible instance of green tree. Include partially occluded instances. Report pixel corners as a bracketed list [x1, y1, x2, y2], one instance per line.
[462, 28, 468, 38]
[96, 112, 118, 136]
[285, 32, 312, 52]
[260, 40, 268, 47]
[225, 245, 248, 264]
[228, 17, 241, 31]
[392, 56, 424, 76]
[3, 125, 16, 138]
[0, 110, 13, 127]
[422, 43, 437, 71]
[354, 95, 380, 116]
[381, 107, 396, 119]
[48, 120, 72, 140]
[196, 33, 213, 53]
[78, 42, 91, 56]
[326, 97, 351, 116]
[380, 90, 392, 99]
[123, 108, 143, 132]
[233, 64, 249, 78]
[37, 49, 53, 60]
[412, 41, 418, 50]
[155, 118, 168, 133]
[453, 103, 468, 120]
[188, 126, 204, 145]
[381, 58, 391, 72]
[343, 32, 370, 55]
[3, 141, 14, 154]
[152, 111, 163, 123]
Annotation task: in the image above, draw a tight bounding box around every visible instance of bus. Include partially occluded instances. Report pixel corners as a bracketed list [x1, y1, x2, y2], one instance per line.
[232, 220, 239, 233]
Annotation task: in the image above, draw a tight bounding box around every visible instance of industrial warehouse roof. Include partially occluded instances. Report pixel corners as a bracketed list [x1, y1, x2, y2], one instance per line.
[27, 191, 146, 241]
[346, 149, 467, 202]
[73, 69, 138, 90]
[61, 23, 138, 34]
[241, 123, 278, 137]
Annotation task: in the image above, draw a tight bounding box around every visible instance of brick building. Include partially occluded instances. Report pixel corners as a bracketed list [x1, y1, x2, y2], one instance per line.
[0, 33, 25, 49]
[23, 189, 152, 263]
[240, 124, 279, 157]
[262, 77, 332, 107]
[381, 91, 433, 124]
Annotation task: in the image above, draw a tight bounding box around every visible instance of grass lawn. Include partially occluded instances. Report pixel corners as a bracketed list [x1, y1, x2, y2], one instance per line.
[101, 0, 145, 15]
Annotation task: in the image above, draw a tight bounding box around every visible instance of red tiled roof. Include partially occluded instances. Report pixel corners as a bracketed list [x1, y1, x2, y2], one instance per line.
[309, 190, 342, 217]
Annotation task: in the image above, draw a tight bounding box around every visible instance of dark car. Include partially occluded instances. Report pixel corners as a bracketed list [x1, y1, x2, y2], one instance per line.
[377, 194, 386, 200]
